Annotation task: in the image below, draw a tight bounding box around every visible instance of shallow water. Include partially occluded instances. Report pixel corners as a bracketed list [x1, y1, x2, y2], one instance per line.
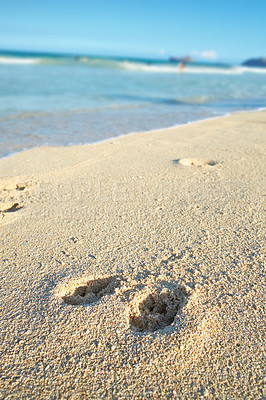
[0, 52, 266, 158]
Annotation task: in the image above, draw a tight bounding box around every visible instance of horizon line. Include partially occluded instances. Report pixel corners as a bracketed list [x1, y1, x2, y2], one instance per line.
[0, 48, 248, 65]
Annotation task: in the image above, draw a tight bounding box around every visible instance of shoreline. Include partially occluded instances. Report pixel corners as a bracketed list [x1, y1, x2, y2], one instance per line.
[1, 106, 266, 162]
[0, 110, 265, 398]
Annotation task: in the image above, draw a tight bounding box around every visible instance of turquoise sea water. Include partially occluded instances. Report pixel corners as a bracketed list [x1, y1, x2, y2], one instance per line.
[0, 51, 266, 158]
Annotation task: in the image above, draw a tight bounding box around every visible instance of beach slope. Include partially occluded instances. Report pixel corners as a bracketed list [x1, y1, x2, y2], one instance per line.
[0, 111, 265, 399]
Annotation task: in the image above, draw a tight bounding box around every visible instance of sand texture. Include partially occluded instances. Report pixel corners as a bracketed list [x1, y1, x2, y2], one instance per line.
[0, 111, 265, 399]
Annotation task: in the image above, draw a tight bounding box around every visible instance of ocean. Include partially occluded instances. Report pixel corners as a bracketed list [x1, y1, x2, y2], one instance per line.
[0, 50, 266, 158]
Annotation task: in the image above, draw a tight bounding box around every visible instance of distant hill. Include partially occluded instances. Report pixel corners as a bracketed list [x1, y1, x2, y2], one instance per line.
[169, 56, 193, 63]
[242, 57, 266, 68]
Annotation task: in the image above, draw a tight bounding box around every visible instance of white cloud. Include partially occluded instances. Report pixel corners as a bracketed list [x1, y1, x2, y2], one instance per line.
[191, 50, 218, 59]
[158, 49, 165, 55]
[200, 50, 217, 59]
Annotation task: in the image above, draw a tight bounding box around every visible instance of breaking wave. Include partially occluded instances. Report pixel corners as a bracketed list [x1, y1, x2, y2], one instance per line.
[1, 53, 266, 74]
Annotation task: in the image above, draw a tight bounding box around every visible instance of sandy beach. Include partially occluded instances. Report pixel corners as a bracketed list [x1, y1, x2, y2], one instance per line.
[0, 110, 265, 399]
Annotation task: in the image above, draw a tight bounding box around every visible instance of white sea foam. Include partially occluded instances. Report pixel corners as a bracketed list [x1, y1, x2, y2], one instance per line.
[120, 61, 266, 75]
[238, 66, 266, 74]
[0, 56, 41, 65]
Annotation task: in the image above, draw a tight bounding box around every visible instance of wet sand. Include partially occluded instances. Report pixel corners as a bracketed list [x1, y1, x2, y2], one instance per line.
[0, 111, 265, 399]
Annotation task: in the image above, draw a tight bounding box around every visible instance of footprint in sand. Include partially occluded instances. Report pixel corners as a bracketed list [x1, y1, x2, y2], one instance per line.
[15, 183, 27, 191]
[57, 276, 120, 305]
[128, 282, 190, 332]
[0, 181, 29, 214]
[174, 158, 217, 167]
[1, 181, 28, 192]
[0, 202, 23, 212]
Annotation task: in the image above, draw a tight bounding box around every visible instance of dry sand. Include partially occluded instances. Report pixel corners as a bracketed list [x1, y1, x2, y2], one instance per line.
[0, 111, 265, 399]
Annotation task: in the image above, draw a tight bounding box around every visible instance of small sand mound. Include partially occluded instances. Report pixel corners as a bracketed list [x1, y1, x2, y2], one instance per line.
[128, 282, 189, 332]
[177, 158, 216, 167]
[57, 275, 119, 305]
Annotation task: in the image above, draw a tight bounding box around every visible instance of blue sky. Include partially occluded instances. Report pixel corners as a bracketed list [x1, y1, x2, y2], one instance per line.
[0, 0, 265, 62]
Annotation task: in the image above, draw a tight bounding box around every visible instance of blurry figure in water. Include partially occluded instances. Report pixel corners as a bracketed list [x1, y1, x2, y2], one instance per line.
[179, 61, 185, 73]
